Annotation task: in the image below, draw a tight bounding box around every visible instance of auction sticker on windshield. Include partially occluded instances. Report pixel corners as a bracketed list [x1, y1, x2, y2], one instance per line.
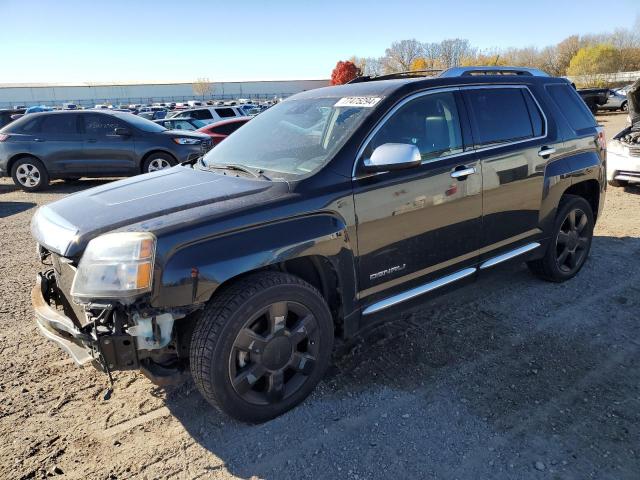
[334, 97, 382, 108]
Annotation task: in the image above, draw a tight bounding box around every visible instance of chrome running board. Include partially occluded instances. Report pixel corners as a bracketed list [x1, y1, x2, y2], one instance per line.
[362, 267, 476, 315]
[479, 242, 540, 270]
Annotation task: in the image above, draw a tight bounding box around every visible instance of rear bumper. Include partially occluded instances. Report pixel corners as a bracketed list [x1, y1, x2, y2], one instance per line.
[32, 272, 95, 366]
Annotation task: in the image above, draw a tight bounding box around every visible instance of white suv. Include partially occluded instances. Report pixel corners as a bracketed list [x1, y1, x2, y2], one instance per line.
[607, 81, 640, 187]
[171, 106, 243, 124]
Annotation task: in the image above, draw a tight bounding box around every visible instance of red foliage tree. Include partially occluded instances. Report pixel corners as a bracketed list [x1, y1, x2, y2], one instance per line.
[330, 60, 361, 85]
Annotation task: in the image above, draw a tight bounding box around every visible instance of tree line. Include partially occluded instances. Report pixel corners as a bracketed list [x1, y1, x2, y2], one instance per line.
[341, 19, 640, 86]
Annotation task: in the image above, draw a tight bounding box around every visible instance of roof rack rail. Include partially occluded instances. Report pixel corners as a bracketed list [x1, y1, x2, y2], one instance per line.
[348, 69, 442, 84]
[347, 66, 549, 84]
[439, 66, 549, 77]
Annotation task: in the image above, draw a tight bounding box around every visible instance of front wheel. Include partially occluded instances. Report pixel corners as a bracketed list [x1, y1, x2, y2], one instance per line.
[190, 271, 334, 423]
[621, 102, 628, 112]
[527, 195, 594, 282]
[142, 153, 176, 173]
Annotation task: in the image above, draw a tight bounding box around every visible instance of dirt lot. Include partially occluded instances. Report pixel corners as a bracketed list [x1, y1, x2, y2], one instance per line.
[0, 112, 639, 480]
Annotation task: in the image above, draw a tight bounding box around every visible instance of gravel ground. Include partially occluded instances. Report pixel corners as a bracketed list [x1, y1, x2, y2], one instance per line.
[0, 112, 639, 480]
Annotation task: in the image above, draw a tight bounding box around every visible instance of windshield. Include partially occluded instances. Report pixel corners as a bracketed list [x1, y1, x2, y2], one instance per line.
[202, 97, 375, 178]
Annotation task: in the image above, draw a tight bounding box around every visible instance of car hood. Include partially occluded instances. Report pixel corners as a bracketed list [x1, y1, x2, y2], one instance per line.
[31, 166, 281, 257]
[628, 79, 640, 128]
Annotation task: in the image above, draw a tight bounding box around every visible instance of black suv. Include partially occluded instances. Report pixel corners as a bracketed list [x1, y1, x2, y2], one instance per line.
[0, 110, 211, 191]
[30, 67, 605, 422]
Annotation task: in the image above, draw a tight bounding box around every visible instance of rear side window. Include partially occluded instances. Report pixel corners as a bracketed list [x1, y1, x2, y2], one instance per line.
[190, 109, 213, 120]
[215, 108, 237, 118]
[546, 84, 596, 132]
[40, 114, 79, 134]
[464, 88, 538, 146]
[2, 115, 41, 133]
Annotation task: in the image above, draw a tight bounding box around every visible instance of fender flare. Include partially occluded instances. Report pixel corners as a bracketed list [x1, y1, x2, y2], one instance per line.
[152, 213, 358, 315]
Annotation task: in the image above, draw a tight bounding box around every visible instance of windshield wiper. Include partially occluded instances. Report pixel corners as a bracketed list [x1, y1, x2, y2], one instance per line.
[207, 163, 270, 180]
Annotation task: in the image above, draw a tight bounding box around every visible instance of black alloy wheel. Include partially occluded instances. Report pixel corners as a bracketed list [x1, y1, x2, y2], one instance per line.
[527, 194, 594, 282]
[229, 300, 320, 405]
[555, 208, 589, 275]
[190, 271, 334, 423]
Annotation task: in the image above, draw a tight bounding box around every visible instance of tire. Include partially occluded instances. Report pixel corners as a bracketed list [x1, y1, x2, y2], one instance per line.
[608, 179, 628, 188]
[587, 101, 598, 115]
[190, 271, 334, 423]
[621, 101, 628, 112]
[527, 194, 594, 282]
[142, 152, 176, 173]
[11, 157, 49, 192]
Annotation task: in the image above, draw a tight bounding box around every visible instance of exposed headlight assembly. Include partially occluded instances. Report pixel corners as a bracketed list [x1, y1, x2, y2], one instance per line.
[71, 232, 156, 303]
[172, 137, 201, 145]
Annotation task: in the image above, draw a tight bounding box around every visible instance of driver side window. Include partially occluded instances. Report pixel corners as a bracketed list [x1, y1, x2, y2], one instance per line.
[364, 91, 464, 163]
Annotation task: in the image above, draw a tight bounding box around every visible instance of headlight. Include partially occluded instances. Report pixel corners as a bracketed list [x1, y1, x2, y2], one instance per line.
[172, 137, 201, 145]
[71, 232, 156, 302]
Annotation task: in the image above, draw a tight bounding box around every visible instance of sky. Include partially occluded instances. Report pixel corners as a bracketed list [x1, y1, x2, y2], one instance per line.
[1, 0, 638, 84]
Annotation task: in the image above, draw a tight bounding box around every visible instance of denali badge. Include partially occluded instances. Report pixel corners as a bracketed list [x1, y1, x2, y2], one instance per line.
[370, 264, 406, 281]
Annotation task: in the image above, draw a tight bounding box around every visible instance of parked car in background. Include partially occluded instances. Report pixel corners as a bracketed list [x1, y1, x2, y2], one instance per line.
[615, 84, 633, 96]
[138, 110, 167, 120]
[138, 106, 166, 114]
[599, 89, 628, 111]
[187, 100, 204, 107]
[171, 106, 243, 124]
[25, 105, 54, 114]
[577, 88, 609, 114]
[153, 117, 208, 131]
[0, 108, 26, 129]
[197, 116, 251, 145]
[0, 110, 212, 190]
[607, 79, 640, 187]
[62, 103, 78, 110]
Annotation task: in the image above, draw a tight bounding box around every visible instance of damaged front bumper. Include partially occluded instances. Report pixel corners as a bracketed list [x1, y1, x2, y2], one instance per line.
[32, 270, 190, 386]
[32, 272, 96, 366]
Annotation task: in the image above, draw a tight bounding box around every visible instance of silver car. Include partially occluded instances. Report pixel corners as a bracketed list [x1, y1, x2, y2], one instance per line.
[600, 89, 628, 111]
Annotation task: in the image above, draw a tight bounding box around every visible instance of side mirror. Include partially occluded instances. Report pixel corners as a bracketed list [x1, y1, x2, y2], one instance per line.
[363, 143, 422, 172]
[114, 127, 131, 136]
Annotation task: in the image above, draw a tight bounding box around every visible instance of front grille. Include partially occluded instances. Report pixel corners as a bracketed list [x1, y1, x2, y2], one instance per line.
[618, 170, 640, 177]
[627, 145, 640, 157]
[51, 254, 87, 327]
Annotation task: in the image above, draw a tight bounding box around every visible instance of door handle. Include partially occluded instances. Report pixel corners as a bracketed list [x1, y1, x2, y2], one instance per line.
[33, 138, 45, 142]
[450, 166, 476, 179]
[538, 147, 556, 157]
[87, 139, 97, 143]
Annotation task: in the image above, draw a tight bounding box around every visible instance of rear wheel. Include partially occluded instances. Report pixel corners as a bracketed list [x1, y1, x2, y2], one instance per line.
[142, 152, 176, 173]
[527, 195, 594, 282]
[190, 271, 334, 423]
[11, 157, 49, 191]
[621, 101, 628, 112]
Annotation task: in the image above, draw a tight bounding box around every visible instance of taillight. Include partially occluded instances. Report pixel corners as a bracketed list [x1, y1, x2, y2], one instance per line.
[0, 133, 9, 142]
[597, 128, 606, 150]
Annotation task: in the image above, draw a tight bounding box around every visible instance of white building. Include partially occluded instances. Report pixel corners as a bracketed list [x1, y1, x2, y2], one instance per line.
[0, 79, 330, 108]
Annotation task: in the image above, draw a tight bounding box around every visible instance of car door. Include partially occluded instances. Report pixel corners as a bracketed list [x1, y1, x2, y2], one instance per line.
[80, 113, 137, 174]
[461, 86, 561, 261]
[352, 89, 482, 310]
[35, 113, 85, 174]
